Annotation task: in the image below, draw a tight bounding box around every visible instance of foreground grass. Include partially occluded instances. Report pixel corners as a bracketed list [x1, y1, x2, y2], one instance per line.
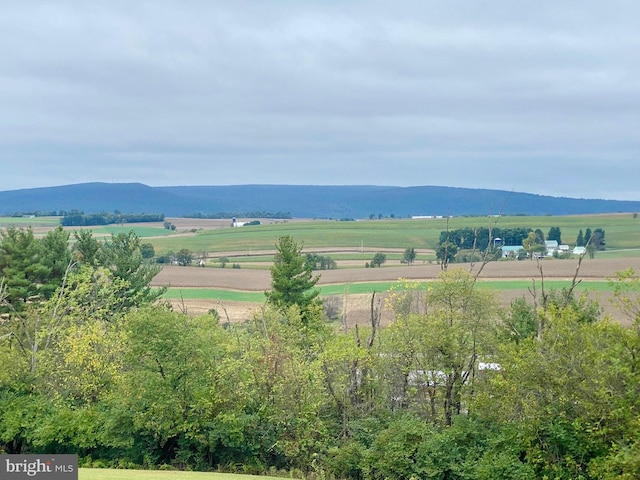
[79, 469, 293, 480]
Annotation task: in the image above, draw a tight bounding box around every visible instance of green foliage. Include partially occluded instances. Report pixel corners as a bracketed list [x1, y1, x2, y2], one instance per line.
[370, 252, 386, 268]
[548, 226, 562, 243]
[502, 297, 538, 343]
[99, 231, 165, 310]
[382, 269, 500, 426]
[4, 238, 640, 478]
[364, 414, 432, 479]
[402, 246, 416, 265]
[435, 240, 457, 266]
[176, 248, 193, 266]
[73, 229, 101, 265]
[477, 305, 640, 479]
[140, 243, 155, 259]
[454, 248, 483, 263]
[265, 236, 320, 314]
[61, 212, 164, 227]
[609, 268, 640, 324]
[440, 226, 532, 251]
[0, 226, 71, 311]
[522, 231, 546, 258]
[591, 227, 606, 250]
[305, 253, 337, 270]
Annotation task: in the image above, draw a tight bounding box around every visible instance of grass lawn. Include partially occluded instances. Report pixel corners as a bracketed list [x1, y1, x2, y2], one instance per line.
[79, 469, 293, 480]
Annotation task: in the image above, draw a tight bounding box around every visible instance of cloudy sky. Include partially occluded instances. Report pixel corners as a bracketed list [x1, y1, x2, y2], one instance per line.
[1, 1, 638, 200]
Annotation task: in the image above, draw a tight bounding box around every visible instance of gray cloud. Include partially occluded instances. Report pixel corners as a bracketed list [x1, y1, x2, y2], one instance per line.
[0, 1, 638, 199]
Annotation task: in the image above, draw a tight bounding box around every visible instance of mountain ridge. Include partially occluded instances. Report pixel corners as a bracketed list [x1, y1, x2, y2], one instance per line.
[1, 183, 638, 218]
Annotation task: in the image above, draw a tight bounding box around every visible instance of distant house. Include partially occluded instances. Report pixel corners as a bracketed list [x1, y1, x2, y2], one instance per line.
[501, 246, 524, 258]
[545, 240, 559, 256]
[573, 246, 587, 255]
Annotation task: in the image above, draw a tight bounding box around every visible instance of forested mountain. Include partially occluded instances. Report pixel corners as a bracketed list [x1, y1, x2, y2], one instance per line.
[1, 182, 639, 218]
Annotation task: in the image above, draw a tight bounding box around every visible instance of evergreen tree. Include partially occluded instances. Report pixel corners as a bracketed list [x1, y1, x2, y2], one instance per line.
[99, 231, 165, 310]
[73, 229, 101, 265]
[576, 229, 584, 247]
[547, 226, 562, 244]
[0, 226, 71, 311]
[591, 228, 606, 250]
[265, 236, 320, 313]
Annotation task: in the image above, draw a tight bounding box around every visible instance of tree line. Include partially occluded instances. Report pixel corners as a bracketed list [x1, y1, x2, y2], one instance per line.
[185, 211, 292, 219]
[1, 231, 639, 479]
[60, 212, 165, 227]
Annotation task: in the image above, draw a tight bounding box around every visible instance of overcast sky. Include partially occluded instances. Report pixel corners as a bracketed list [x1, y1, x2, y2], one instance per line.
[1, 1, 638, 200]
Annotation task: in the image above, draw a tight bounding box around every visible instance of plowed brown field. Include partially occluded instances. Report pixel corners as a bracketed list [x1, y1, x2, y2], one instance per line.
[152, 256, 640, 326]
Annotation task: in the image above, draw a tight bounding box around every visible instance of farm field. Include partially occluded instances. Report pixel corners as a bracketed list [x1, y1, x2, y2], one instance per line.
[153, 256, 640, 325]
[3, 214, 639, 324]
[144, 213, 640, 255]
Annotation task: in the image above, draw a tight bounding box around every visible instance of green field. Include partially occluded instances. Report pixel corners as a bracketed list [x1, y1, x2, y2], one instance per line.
[2, 214, 639, 255]
[0, 216, 61, 227]
[79, 469, 294, 480]
[92, 225, 173, 238]
[162, 279, 615, 303]
[147, 214, 640, 257]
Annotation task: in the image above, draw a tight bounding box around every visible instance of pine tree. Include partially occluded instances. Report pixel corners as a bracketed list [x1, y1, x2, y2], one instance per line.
[265, 235, 320, 312]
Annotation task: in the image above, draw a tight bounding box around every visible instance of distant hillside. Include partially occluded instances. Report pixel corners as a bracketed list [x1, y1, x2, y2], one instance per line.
[1, 183, 639, 218]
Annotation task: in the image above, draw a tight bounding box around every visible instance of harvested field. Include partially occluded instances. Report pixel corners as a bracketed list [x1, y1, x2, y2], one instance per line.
[152, 256, 640, 326]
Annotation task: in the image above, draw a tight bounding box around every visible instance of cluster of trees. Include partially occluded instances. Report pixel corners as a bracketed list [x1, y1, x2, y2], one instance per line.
[402, 246, 417, 265]
[10, 210, 65, 217]
[187, 211, 292, 219]
[0, 227, 163, 314]
[576, 228, 607, 250]
[439, 227, 534, 251]
[9, 210, 97, 217]
[305, 253, 337, 270]
[437, 226, 607, 264]
[366, 252, 387, 268]
[155, 248, 197, 266]
[2, 231, 640, 479]
[61, 213, 165, 227]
